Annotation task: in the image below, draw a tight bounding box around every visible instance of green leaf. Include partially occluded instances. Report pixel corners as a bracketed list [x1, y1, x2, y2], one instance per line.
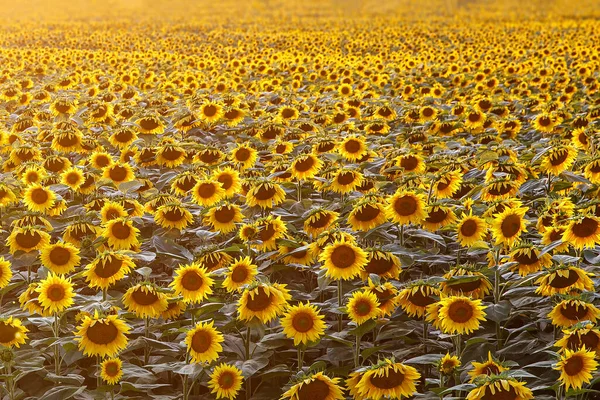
[39, 385, 87, 400]
[403, 353, 444, 365]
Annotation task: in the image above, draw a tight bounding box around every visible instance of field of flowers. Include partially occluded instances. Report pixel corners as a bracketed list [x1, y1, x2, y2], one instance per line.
[1, 0, 600, 399]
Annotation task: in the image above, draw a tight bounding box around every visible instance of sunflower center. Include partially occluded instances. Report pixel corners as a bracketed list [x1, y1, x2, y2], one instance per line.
[66, 173, 81, 185]
[0, 322, 19, 343]
[254, 185, 277, 201]
[426, 208, 448, 224]
[95, 256, 123, 278]
[500, 214, 522, 238]
[370, 369, 405, 389]
[549, 150, 569, 166]
[131, 288, 159, 305]
[105, 362, 120, 377]
[197, 183, 216, 199]
[355, 300, 373, 316]
[446, 278, 482, 293]
[231, 265, 249, 283]
[162, 148, 183, 161]
[200, 151, 221, 163]
[297, 379, 330, 400]
[49, 247, 71, 265]
[571, 217, 598, 238]
[330, 245, 356, 269]
[481, 364, 501, 375]
[235, 148, 250, 162]
[218, 372, 235, 390]
[344, 139, 361, 154]
[258, 223, 276, 242]
[217, 173, 233, 190]
[31, 188, 49, 204]
[365, 256, 394, 275]
[337, 172, 356, 185]
[15, 231, 41, 248]
[408, 290, 436, 307]
[294, 157, 315, 172]
[164, 209, 185, 222]
[308, 213, 332, 229]
[203, 105, 218, 117]
[317, 142, 335, 152]
[214, 206, 235, 223]
[246, 288, 274, 312]
[109, 166, 129, 182]
[567, 331, 600, 351]
[190, 329, 212, 353]
[354, 204, 381, 222]
[400, 156, 418, 171]
[111, 222, 132, 240]
[482, 386, 517, 400]
[538, 116, 552, 127]
[447, 300, 474, 323]
[115, 130, 133, 143]
[561, 303, 589, 321]
[549, 270, 580, 289]
[513, 251, 538, 265]
[292, 312, 314, 333]
[564, 355, 584, 376]
[140, 118, 159, 130]
[393, 195, 417, 216]
[86, 320, 119, 344]
[590, 162, 600, 174]
[177, 176, 197, 192]
[182, 271, 203, 291]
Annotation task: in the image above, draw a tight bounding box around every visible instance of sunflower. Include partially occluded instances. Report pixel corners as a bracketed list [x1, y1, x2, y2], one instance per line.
[100, 201, 128, 224]
[0, 257, 11, 289]
[223, 257, 258, 292]
[246, 181, 286, 209]
[161, 297, 187, 320]
[212, 167, 241, 199]
[20, 165, 46, 185]
[346, 290, 380, 325]
[204, 203, 243, 233]
[197, 101, 223, 123]
[468, 351, 509, 381]
[365, 280, 400, 317]
[23, 184, 56, 213]
[103, 163, 135, 185]
[122, 283, 168, 318]
[195, 148, 225, 166]
[80, 341, 114, 376]
[386, 190, 428, 226]
[171, 263, 214, 304]
[170, 172, 199, 196]
[555, 348, 598, 391]
[540, 145, 577, 176]
[19, 282, 51, 316]
[490, 206, 528, 247]
[198, 251, 233, 272]
[291, 153, 322, 180]
[154, 204, 194, 230]
[7, 226, 51, 254]
[0, 184, 17, 207]
[466, 378, 533, 400]
[535, 266, 594, 296]
[136, 114, 164, 134]
[84, 251, 135, 290]
[348, 200, 387, 232]
[361, 250, 402, 280]
[339, 135, 368, 161]
[549, 299, 600, 328]
[556, 323, 600, 354]
[532, 112, 556, 133]
[562, 216, 600, 250]
[101, 218, 140, 250]
[329, 169, 363, 194]
[352, 359, 421, 400]
[109, 127, 138, 148]
[434, 296, 487, 334]
[584, 158, 600, 184]
[237, 282, 290, 324]
[422, 205, 456, 232]
[319, 240, 367, 281]
[278, 242, 314, 266]
[508, 245, 553, 276]
[439, 353, 461, 375]
[89, 151, 113, 170]
[304, 209, 339, 237]
[282, 372, 344, 400]
[397, 284, 439, 318]
[464, 109, 486, 130]
[192, 179, 225, 207]
[434, 170, 463, 199]
[208, 363, 244, 400]
[439, 266, 492, 299]
[185, 320, 224, 364]
[75, 311, 130, 357]
[59, 167, 85, 190]
[50, 96, 78, 115]
[280, 302, 326, 346]
[0, 317, 29, 348]
[156, 144, 187, 168]
[40, 242, 81, 275]
[395, 154, 425, 175]
[231, 144, 257, 170]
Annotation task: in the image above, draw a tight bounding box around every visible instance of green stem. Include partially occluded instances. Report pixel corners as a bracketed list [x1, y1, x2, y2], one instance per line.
[54, 313, 60, 376]
[97, 355, 101, 389]
[337, 280, 343, 332]
[144, 317, 150, 365]
[7, 363, 14, 400]
[297, 181, 302, 202]
[103, 288, 107, 302]
[354, 334, 361, 368]
[297, 346, 304, 371]
[245, 326, 252, 400]
[183, 352, 190, 400]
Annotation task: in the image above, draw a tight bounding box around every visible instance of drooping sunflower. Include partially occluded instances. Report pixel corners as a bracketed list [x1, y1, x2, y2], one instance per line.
[278, 242, 314, 266]
[508, 244, 553, 276]
[171, 263, 214, 304]
[434, 295, 487, 334]
[122, 283, 168, 318]
[102, 163, 135, 185]
[212, 167, 241, 199]
[100, 357, 123, 385]
[438, 353, 461, 375]
[555, 348, 598, 391]
[75, 311, 130, 357]
[39, 242, 81, 275]
[7, 226, 51, 254]
[490, 206, 529, 247]
[329, 169, 364, 194]
[584, 158, 600, 184]
[170, 172, 200, 196]
[237, 282, 290, 324]
[136, 114, 165, 134]
[192, 179, 225, 207]
[468, 351, 509, 381]
[540, 145, 578, 176]
[198, 251, 233, 272]
[422, 205, 456, 232]
[386, 190, 428, 226]
[0, 316, 29, 348]
[434, 170, 463, 199]
[347, 200, 388, 232]
[19, 283, 51, 316]
[161, 297, 187, 320]
[231, 144, 257, 170]
[223, 257, 258, 292]
[23, 183, 56, 213]
[291, 153, 322, 181]
[351, 359, 421, 400]
[365, 280, 400, 317]
[536, 266, 594, 296]
[549, 299, 600, 328]
[361, 250, 402, 280]
[280, 302, 327, 346]
[282, 372, 344, 400]
[253, 215, 288, 251]
[101, 218, 140, 250]
[0, 183, 17, 207]
[245, 181, 286, 209]
[208, 363, 244, 400]
[204, 203, 243, 233]
[304, 209, 339, 237]
[439, 266, 492, 299]
[562, 216, 600, 250]
[84, 251, 135, 290]
[185, 320, 224, 364]
[532, 112, 556, 133]
[100, 201, 128, 224]
[466, 377, 533, 400]
[398, 284, 440, 318]
[154, 204, 194, 230]
[319, 240, 367, 281]
[0, 257, 12, 289]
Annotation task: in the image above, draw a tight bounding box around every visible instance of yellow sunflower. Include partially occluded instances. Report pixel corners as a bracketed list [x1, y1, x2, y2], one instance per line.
[422, 205, 457, 232]
[204, 203, 243, 233]
[352, 359, 421, 400]
[40, 242, 81, 275]
[7, 226, 51, 254]
[555, 348, 598, 391]
[136, 114, 165, 134]
[490, 206, 529, 247]
[60, 167, 85, 190]
[468, 351, 508, 381]
[223, 257, 258, 292]
[434, 170, 463, 199]
[84, 251, 135, 290]
[348, 201, 388, 232]
[75, 311, 130, 357]
[154, 204, 194, 230]
[562, 216, 600, 250]
[122, 283, 168, 318]
[398, 284, 440, 318]
[439, 353, 461, 375]
[212, 167, 241, 199]
[237, 282, 290, 324]
[100, 201, 128, 224]
[365, 280, 400, 317]
[540, 145, 578, 176]
[231, 144, 257, 170]
[185, 320, 224, 364]
[23, 183, 56, 213]
[347, 290, 381, 325]
[535, 266, 594, 296]
[466, 378, 533, 400]
[361, 250, 402, 280]
[386, 190, 428, 225]
[208, 363, 244, 400]
[439, 266, 492, 299]
[329, 169, 364, 194]
[549, 299, 600, 328]
[339, 135, 368, 161]
[102, 163, 135, 185]
[192, 179, 225, 207]
[0, 257, 12, 289]
[283, 372, 344, 400]
[291, 153, 322, 180]
[197, 101, 224, 123]
[434, 295, 487, 334]
[304, 209, 339, 237]
[101, 218, 140, 250]
[100, 357, 123, 385]
[555, 324, 600, 354]
[280, 302, 327, 345]
[319, 240, 367, 281]
[170, 263, 214, 304]
[245, 181, 286, 209]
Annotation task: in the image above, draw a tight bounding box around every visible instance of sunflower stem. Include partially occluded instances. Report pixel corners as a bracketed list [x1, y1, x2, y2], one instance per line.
[7, 363, 14, 400]
[337, 280, 343, 332]
[297, 181, 302, 202]
[97, 355, 101, 390]
[245, 326, 252, 400]
[102, 288, 107, 302]
[54, 313, 60, 376]
[144, 317, 150, 365]
[297, 345, 304, 371]
[546, 172, 552, 195]
[354, 334, 361, 368]
[110, 388, 114, 400]
[183, 352, 190, 400]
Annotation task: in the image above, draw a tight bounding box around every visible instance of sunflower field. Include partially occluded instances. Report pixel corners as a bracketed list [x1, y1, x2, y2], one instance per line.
[2, 0, 600, 399]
